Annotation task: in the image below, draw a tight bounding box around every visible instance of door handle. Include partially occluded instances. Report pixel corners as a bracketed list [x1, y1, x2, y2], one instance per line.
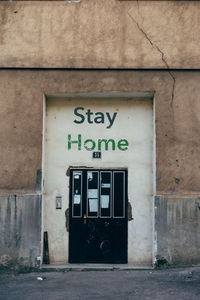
[84, 213, 87, 224]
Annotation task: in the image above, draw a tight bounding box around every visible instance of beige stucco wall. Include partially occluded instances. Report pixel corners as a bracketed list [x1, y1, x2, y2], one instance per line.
[0, 0, 200, 268]
[0, 0, 199, 69]
[0, 70, 200, 196]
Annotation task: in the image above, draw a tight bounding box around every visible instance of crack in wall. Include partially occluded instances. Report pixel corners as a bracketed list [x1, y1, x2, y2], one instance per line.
[127, 9, 176, 106]
[136, 0, 144, 25]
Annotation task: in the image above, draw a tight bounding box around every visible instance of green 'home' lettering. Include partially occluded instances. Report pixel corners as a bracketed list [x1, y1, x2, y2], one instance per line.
[68, 134, 82, 150]
[98, 139, 115, 151]
[67, 134, 129, 151]
[118, 139, 129, 151]
[84, 139, 96, 151]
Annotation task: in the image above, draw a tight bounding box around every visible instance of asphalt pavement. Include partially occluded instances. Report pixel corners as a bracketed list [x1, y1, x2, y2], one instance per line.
[0, 267, 200, 300]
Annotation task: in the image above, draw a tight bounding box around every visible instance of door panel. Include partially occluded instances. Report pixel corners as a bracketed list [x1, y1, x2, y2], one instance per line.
[87, 171, 99, 218]
[100, 171, 112, 218]
[69, 169, 128, 263]
[72, 171, 82, 218]
[113, 171, 125, 218]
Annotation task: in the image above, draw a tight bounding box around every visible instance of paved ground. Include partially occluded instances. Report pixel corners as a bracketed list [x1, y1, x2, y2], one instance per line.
[0, 267, 200, 300]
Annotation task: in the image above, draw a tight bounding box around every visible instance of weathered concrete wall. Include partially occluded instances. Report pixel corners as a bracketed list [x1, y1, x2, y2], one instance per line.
[0, 0, 199, 269]
[0, 194, 41, 272]
[0, 70, 200, 267]
[0, 0, 199, 69]
[0, 70, 200, 195]
[155, 195, 200, 266]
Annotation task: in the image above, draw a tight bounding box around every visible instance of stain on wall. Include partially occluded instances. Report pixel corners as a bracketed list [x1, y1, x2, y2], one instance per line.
[155, 196, 200, 266]
[0, 194, 41, 272]
[65, 208, 69, 232]
[35, 169, 42, 191]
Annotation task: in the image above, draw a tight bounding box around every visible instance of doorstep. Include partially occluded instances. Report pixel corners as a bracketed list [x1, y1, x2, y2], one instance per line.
[40, 263, 153, 272]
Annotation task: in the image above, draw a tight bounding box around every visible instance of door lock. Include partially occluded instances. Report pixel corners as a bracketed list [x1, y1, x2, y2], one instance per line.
[84, 213, 87, 224]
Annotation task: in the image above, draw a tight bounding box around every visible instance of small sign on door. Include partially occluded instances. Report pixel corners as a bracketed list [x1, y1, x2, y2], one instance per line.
[88, 189, 98, 198]
[101, 195, 110, 209]
[74, 194, 81, 204]
[89, 198, 98, 212]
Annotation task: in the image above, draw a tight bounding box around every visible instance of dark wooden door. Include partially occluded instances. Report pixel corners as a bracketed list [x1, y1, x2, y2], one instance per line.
[69, 169, 128, 263]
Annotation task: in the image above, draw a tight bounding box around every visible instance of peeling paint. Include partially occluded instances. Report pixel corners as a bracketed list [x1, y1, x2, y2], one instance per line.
[156, 172, 161, 181]
[35, 169, 42, 191]
[155, 255, 169, 269]
[174, 178, 180, 185]
[128, 202, 133, 221]
[65, 208, 69, 232]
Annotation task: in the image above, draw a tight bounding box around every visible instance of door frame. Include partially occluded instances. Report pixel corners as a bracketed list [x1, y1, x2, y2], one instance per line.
[41, 91, 156, 266]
